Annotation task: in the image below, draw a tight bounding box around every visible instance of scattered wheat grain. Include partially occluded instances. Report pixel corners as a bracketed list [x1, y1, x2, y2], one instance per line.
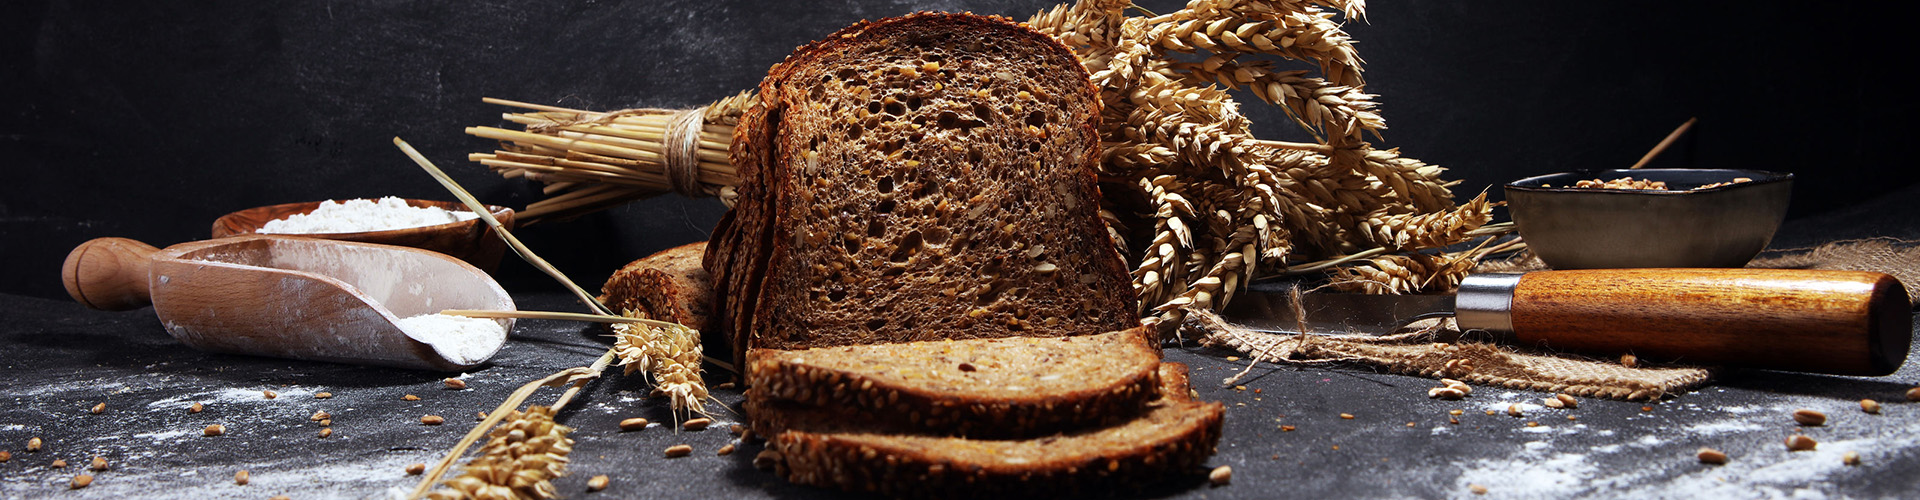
[314, 392, 332, 399]
[421, 415, 445, 425]
[620, 418, 650, 431]
[1860, 399, 1881, 414]
[403, 394, 420, 401]
[682, 418, 713, 431]
[88, 456, 107, 471]
[310, 411, 330, 422]
[1620, 354, 1638, 368]
[664, 444, 693, 458]
[26, 437, 41, 452]
[443, 378, 466, 390]
[70, 474, 91, 489]
[51, 459, 67, 468]
[1785, 435, 1818, 451]
[90, 403, 104, 415]
[188, 402, 203, 413]
[234, 470, 249, 485]
[1696, 448, 1728, 464]
[1469, 484, 1488, 495]
[588, 474, 610, 492]
[717, 444, 736, 456]
[1209, 465, 1232, 486]
[204, 424, 225, 436]
[318, 428, 333, 438]
[406, 462, 426, 475]
[263, 390, 277, 399]
[1792, 409, 1826, 426]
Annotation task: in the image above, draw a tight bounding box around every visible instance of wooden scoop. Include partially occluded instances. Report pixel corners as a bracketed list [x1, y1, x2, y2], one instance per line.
[61, 234, 514, 371]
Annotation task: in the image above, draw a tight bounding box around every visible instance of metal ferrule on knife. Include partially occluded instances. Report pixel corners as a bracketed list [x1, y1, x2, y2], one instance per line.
[1453, 273, 1523, 335]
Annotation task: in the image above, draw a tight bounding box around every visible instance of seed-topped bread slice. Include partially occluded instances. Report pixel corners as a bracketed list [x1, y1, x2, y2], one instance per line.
[707, 12, 1137, 362]
[746, 327, 1160, 437]
[753, 363, 1223, 498]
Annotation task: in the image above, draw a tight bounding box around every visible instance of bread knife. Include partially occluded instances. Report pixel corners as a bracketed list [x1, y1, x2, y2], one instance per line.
[1221, 268, 1911, 376]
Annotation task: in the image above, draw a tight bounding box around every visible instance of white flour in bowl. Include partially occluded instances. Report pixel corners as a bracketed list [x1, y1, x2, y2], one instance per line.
[257, 197, 478, 234]
[395, 313, 506, 365]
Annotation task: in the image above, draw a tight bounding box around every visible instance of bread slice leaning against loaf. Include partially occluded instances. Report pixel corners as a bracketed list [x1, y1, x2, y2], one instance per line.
[746, 327, 1161, 437]
[706, 12, 1138, 367]
[754, 362, 1223, 499]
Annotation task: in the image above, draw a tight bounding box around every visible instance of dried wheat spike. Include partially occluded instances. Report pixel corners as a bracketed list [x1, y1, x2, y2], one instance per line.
[1327, 252, 1477, 295]
[611, 312, 712, 419]
[426, 406, 574, 500]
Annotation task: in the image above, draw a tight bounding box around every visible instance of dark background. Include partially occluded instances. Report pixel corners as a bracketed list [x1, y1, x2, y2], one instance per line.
[6, 1, 1918, 300]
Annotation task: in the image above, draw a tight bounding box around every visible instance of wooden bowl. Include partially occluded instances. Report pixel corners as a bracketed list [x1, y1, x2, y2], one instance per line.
[211, 199, 515, 273]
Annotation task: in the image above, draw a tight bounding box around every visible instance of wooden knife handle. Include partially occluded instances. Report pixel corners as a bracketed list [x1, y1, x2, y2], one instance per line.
[61, 237, 161, 311]
[1507, 268, 1911, 376]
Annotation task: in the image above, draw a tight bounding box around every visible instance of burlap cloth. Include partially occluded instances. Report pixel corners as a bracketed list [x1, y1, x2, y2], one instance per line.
[1187, 238, 1920, 401]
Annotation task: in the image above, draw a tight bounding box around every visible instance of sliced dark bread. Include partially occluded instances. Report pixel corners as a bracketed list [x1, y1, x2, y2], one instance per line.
[745, 327, 1160, 437]
[599, 241, 713, 329]
[707, 12, 1137, 364]
[753, 363, 1223, 498]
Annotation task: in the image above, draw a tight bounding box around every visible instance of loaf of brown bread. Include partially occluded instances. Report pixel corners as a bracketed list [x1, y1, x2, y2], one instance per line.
[752, 362, 1223, 498]
[745, 328, 1160, 437]
[706, 12, 1137, 366]
[599, 242, 713, 330]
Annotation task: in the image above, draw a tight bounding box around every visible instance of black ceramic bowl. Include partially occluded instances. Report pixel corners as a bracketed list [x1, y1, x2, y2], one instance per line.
[1505, 169, 1793, 269]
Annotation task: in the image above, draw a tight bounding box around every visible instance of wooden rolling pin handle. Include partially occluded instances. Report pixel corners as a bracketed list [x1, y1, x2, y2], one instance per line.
[61, 237, 160, 311]
[1507, 269, 1912, 376]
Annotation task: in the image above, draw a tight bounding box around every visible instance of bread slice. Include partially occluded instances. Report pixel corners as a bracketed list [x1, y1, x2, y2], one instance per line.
[599, 241, 713, 329]
[746, 327, 1160, 437]
[754, 363, 1223, 498]
[707, 12, 1138, 364]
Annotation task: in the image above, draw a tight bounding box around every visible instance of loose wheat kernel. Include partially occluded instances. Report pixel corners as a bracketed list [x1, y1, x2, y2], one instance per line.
[262, 390, 277, 399]
[318, 428, 333, 438]
[319, 419, 331, 427]
[1543, 398, 1565, 409]
[664, 444, 693, 458]
[620, 418, 650, 431]
[1449, 410, 1464, 416]
[1469, 484, 1488, 495]
[717, 444, 736, 456]
[310, 411, 331, 421]
[402, 394, 420, 401]
[26, 437, 41, 452]
[234, 469, 250, 485]
[89, 403, 104, 415]
[89, 456, 107, 471]
[1791, 409, 1827, 426]
[682, 418, 713, 431]
[1526, 421, 1539, 427]
[1555, 393, 1579, 408]
[1842, 451, 1861, 466]
[421, 415, 445, 425]
[1208, 465, 1232, 486]
[204, 424, 225, 436]
[314, 392, 332, 399]
[70, 474, 92, 489]
[588, 474, 610, 492]
[405, 463, 426, 475]
[188, 402, 204, 413]
[1507, 404, 1524, 418]
[1339, 413, 1355, 419]
[1696, 448, 1728, 464]
[1785, 435, 1818, 451]
[1620, 354, 1639, 368]
[1906, 387, 1920, 402]
[0, 451, 10, 462]
[1860, 399, 1881, 414]
[443, 378, 466, 390]
[51, 459, 67, 468]
[271, 496, 291, 500]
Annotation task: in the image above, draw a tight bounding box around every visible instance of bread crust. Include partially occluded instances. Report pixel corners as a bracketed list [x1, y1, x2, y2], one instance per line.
[707, 12, 1136, 365]
[757, 363, 1223, 498]
[745, 328, 1162, 438]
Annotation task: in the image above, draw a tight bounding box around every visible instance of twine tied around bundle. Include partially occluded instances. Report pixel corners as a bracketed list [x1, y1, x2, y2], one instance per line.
[525, 105, 711, 198]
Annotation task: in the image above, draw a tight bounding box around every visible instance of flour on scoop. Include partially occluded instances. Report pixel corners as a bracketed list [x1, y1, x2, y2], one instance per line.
[395, 313, 506, 365]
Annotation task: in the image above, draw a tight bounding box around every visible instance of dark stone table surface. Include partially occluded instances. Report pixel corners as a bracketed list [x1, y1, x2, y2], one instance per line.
[4, 185, 1918, 500]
